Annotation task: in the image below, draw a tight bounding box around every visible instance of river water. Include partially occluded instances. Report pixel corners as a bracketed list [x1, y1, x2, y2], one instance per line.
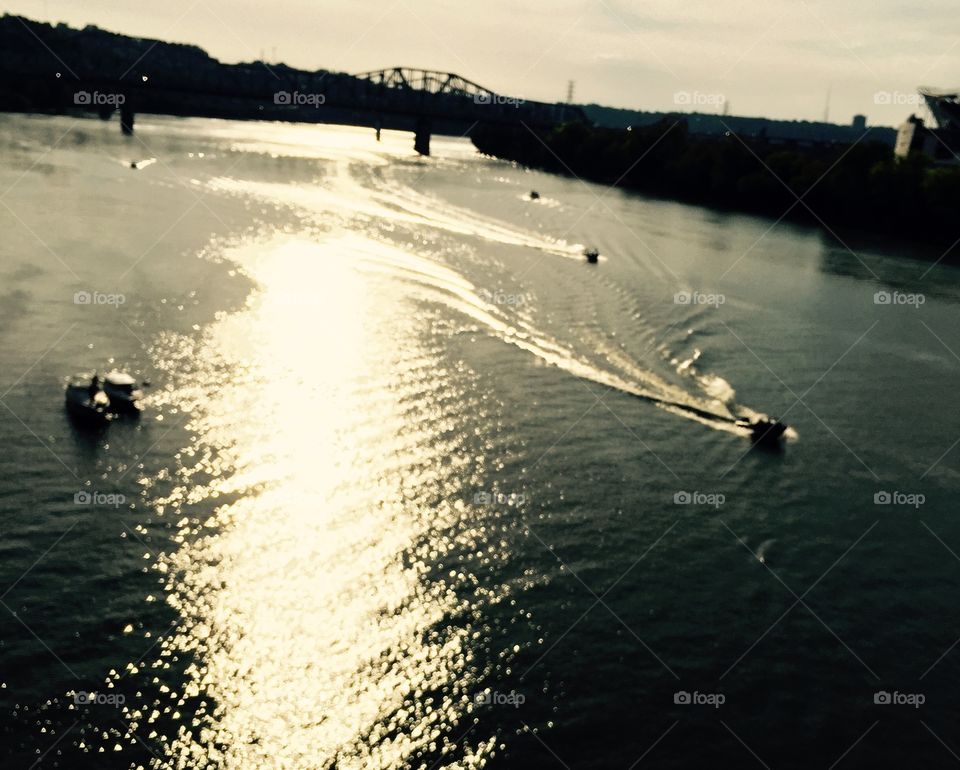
[1, 113, 960, 768]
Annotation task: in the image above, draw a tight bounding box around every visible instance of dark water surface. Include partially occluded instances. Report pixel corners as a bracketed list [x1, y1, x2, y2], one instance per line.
[1, 113, 960, 768]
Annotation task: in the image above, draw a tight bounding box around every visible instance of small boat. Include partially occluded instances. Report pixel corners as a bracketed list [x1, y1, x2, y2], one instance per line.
[529, 190, 540, 200]
[737, 416, 788, 446]
[102, 371, 144, 414]
[584, 248, 600, 263]
[65, 381, 112, 428]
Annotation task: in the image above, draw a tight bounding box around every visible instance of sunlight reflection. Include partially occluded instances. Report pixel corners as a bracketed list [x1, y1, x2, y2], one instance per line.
[143, 235, 494, 768]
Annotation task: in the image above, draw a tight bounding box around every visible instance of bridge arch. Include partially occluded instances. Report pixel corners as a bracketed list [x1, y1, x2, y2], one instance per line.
[352, 68, 498, 103]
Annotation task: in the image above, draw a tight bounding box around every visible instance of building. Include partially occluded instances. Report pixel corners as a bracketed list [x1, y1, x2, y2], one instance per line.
[921, 87, 960, 129]
[895, 88, 960, 164]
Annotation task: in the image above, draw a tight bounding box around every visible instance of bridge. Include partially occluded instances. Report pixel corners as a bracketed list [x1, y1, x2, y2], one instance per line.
[1, 18, 586, 154]
[342, 67, 585, 153]
[4, 65, 585, 155]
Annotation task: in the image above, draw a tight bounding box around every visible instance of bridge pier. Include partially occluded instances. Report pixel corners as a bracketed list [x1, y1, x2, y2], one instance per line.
[120, 104, 135, 135]
[414, 117, 431, 156]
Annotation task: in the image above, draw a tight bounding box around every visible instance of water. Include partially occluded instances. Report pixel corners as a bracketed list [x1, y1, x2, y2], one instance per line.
[1, 113, 960, 768]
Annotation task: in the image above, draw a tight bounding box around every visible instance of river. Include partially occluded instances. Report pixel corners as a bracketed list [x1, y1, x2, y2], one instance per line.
[1, 113, 959, 768]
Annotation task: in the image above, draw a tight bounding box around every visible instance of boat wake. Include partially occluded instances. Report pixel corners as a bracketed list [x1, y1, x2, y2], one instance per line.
[325, 234, 768, 438]
[206, 142, 788, 442]
[207, 157, 585, 262]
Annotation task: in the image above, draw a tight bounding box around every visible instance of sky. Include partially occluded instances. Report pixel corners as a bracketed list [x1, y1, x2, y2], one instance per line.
[6, 0, 959, 126]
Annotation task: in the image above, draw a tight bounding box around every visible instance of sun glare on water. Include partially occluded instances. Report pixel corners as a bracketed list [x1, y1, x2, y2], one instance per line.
[138, 234, 498, 769]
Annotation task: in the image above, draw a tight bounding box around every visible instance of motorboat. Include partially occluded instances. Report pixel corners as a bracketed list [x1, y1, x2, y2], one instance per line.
[529, 190, 540, 200]
[584, 248, 600, 263]
[102, 370, 144, 414]
[65, 380, 112, 428]
[737, 416, 788, 446]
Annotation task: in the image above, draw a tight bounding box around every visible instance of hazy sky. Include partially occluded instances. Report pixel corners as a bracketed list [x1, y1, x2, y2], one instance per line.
[7, 0, 959, 125]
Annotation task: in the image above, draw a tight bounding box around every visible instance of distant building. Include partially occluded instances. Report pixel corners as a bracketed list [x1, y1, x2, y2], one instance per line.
[921, 87, 960, 129]
[895, 116, 937, 159]
[895, 88, 960, 165]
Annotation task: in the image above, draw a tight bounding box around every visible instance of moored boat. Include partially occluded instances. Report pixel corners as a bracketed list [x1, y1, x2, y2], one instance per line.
[65, 379, 112, 428]
[102, 370, 144, 414]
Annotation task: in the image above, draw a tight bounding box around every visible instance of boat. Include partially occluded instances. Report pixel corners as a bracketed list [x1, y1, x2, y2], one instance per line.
[529, 190, 540, 200]
[65, 380, 112, 427]
[102, 370, 144, 414]
[737, 416, 788, 446]
[584, 248, 600, 263]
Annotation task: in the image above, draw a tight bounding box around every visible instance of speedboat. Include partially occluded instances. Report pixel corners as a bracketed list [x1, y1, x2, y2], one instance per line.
[584, 248, 600, 263]
[102, 371, 144, 414]
[737, 416, 788, 446]
[65, 381, 112, 428]
[529, 190, 540, 200]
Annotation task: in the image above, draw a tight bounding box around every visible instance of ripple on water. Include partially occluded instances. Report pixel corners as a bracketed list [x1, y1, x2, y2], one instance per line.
[105, 235, 522, 768]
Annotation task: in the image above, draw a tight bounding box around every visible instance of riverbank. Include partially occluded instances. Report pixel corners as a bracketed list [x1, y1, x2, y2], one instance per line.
[471, 120, 960, 254]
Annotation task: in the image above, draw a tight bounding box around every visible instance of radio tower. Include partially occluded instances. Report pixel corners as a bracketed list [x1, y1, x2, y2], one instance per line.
[566, 80, 575, 104]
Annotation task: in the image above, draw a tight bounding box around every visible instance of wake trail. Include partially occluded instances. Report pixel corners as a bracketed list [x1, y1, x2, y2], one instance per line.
[209, 152, 774, 439]
[345, 235, 754, 436]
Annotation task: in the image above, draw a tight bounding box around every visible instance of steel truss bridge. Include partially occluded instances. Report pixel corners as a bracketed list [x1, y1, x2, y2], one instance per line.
[29, 66, 586, 156]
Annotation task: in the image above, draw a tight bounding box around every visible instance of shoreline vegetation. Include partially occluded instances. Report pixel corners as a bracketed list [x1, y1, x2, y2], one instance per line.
[470, 121, 960, 258]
